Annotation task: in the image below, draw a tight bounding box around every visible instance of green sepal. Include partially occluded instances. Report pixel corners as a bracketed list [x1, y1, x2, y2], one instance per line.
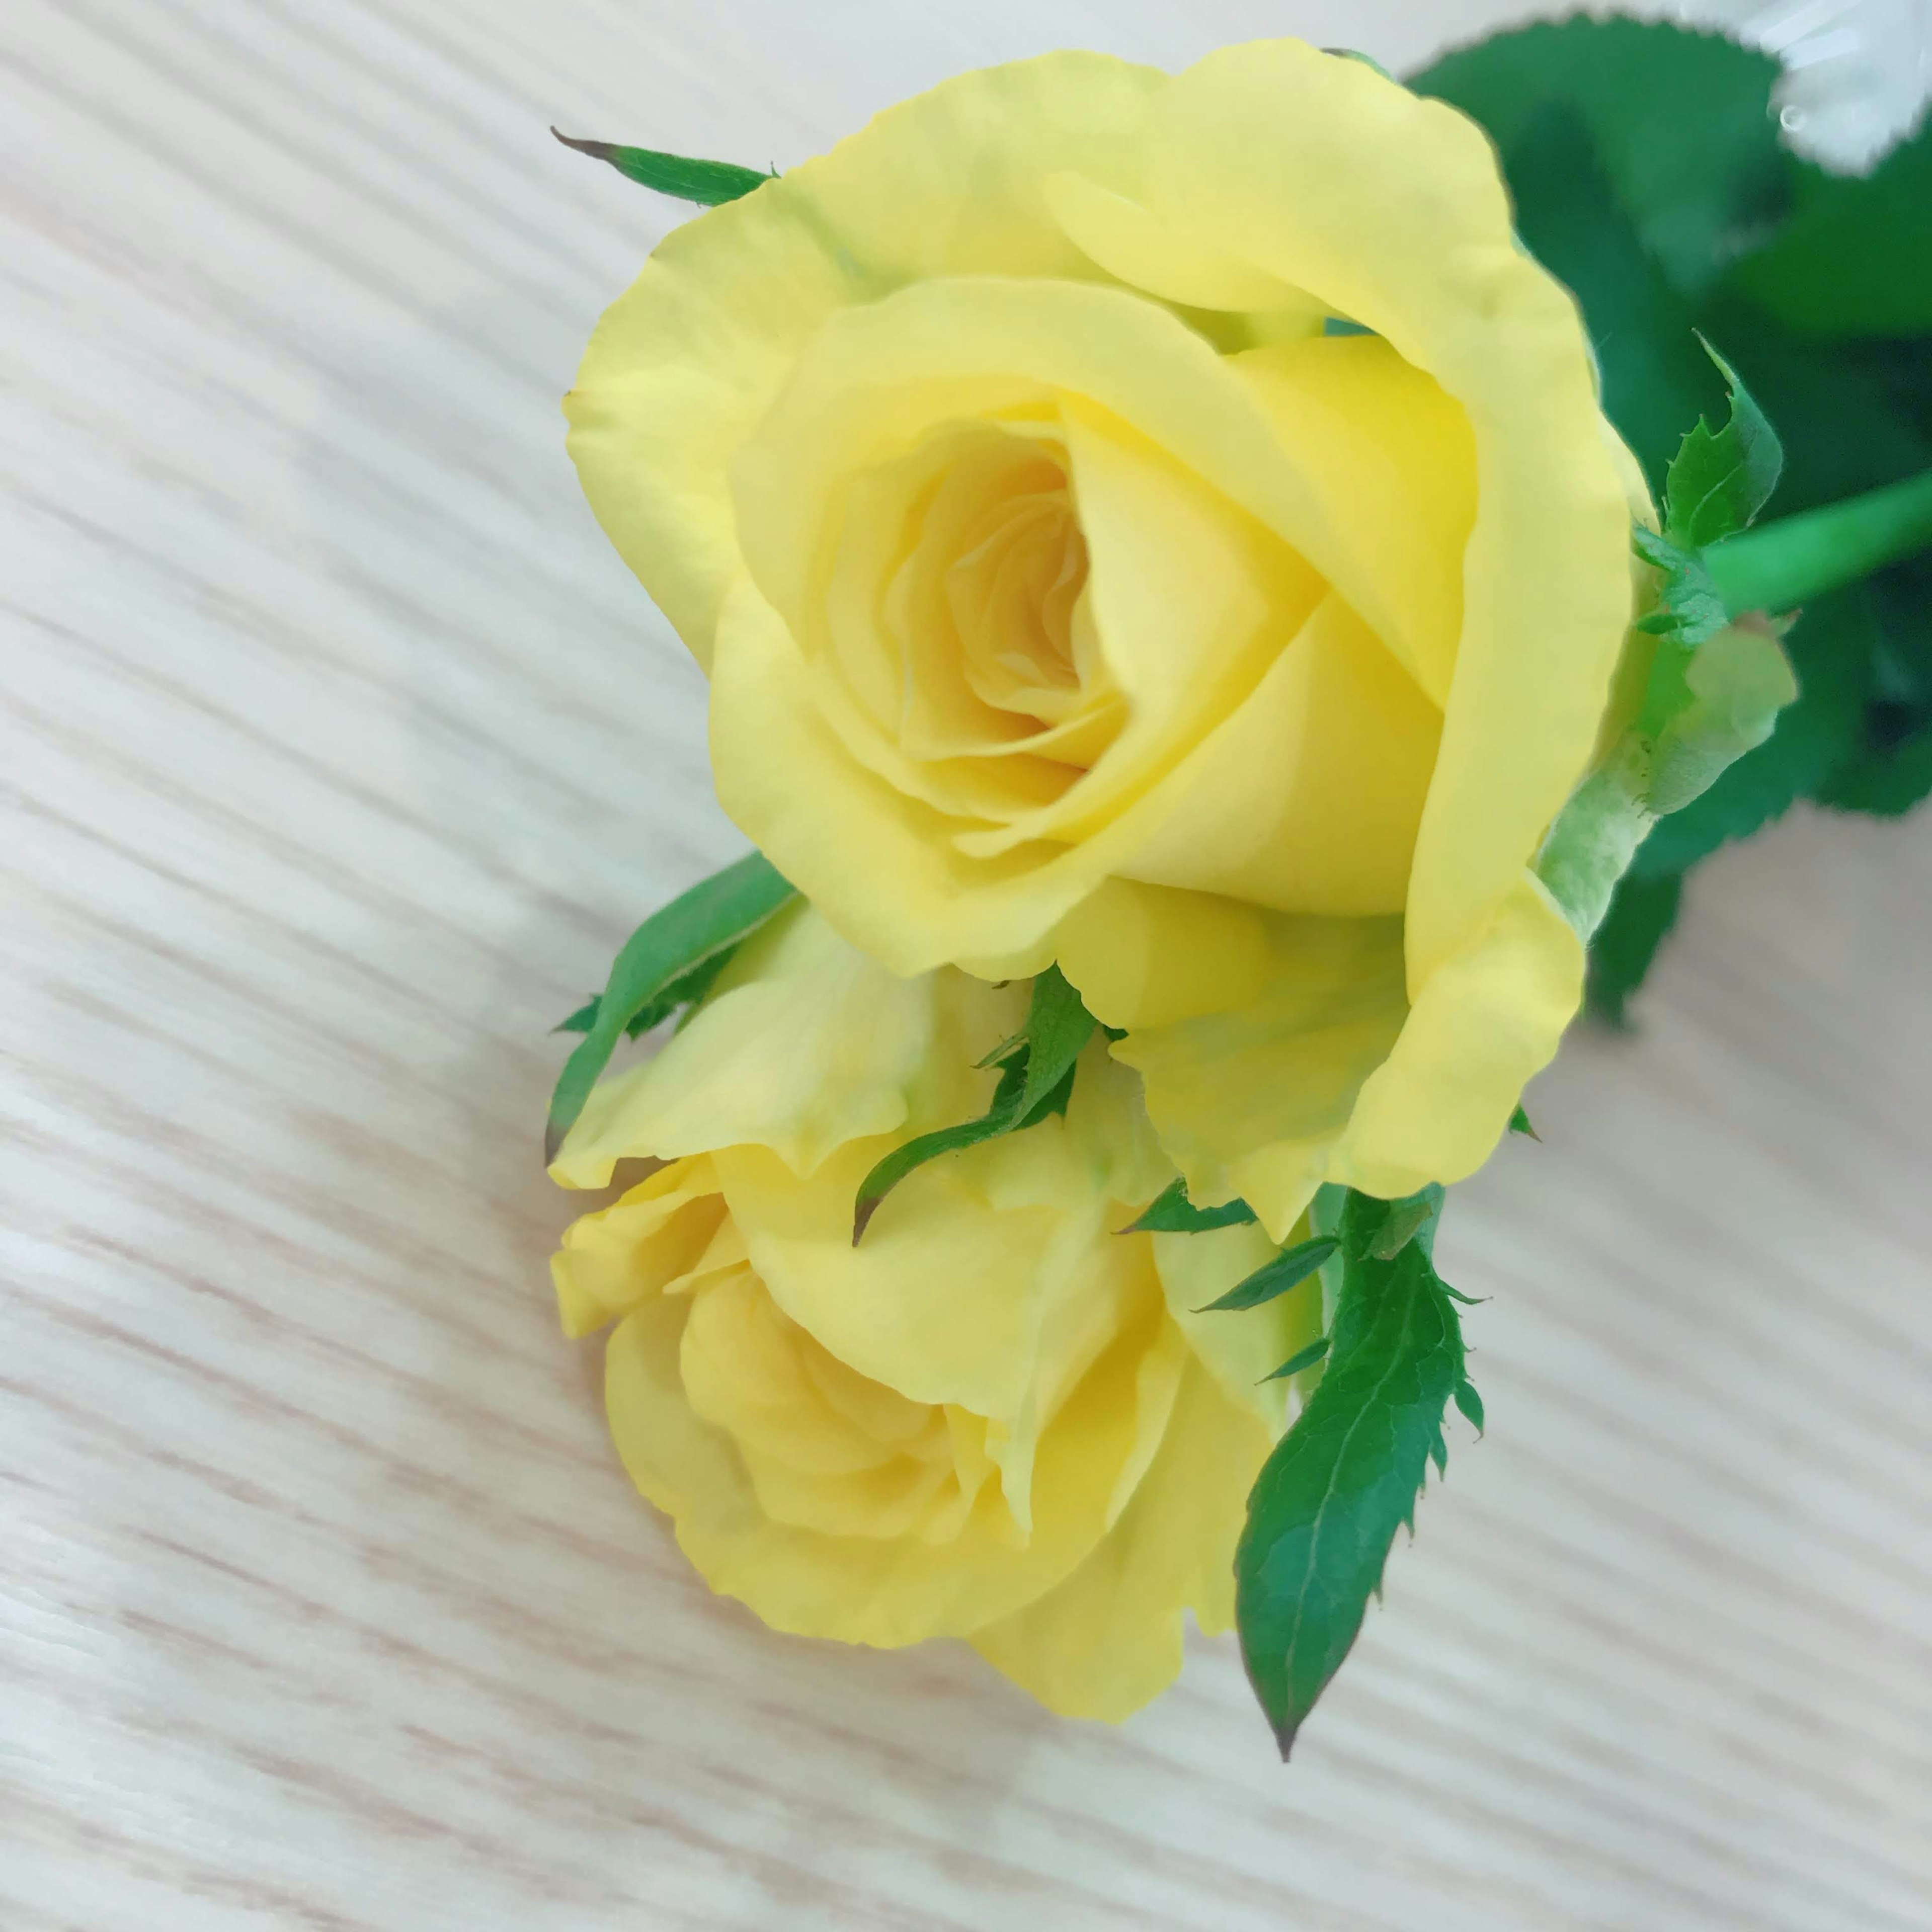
[1369, 1191, 1440, 1260]
[545, 852, 795, 1164]
[1235, 1188, 1481, 1759]
[1507, 1104, 1538, 1140]
[847, 1072, 1021, 1249]
[1661, 337, 1784, 550]
[1118, 1177, 1259, 1235]
[554, 945, 738, 1041]
[551, 128, 770, 205]
[1630, 587, 1877, 879]
[851, 968, 1095, 1244]
[1260, 1336, 1332, 1385]
[1193, 1237, 1338, 1314]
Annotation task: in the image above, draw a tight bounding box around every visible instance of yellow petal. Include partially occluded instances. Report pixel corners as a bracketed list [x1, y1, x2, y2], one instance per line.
[1115, 873, 1581, 1234]
[550, 1157, 723, 1336]
[567, 52, 1167, 669]
[1043, 169, 1317, 312]
[1150, 1219, 1323, 1433]
[1111, 912, 1408, 1238]
[1228, 333, 1474, 708]
[1331, 872, 1583, 1198]
[967, 1352, 1270, 1721]
[549, 903, 1016, 1186]
[948, 397, 1326, 856]
[1107, 593, 1441, 918]
[711, 574, 1113, 973]
[603, 1282, 1161, 1647]
[1050, 877, 1274, 1030]
[1152, 39, 1634, 984]
[712, 1116, 1138, 1427]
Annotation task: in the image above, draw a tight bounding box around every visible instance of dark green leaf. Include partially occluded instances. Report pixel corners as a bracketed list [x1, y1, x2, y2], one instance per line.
[1586, 870, 1684, 1025]
[555, 998, 599, 1036]
[1730, 120, 1932, 338]
[1496, 103, 1720, 494]
[1119, 1177, 1259, 1235]
[551, 128, 770, 205]
[1261, 1337, 1332, 1385]
[1663, 338, 1784, 549]
[1412, 18, 1787, 301]
[1819, 726, 1932, 817]
[1236, 1194, 1480, 1759]
[546, 851, 795, 1163]
[851, 969, 1098, 1244]
[1507, 1104, 1538, 1140]
[1195, 1238, 1338, 1314]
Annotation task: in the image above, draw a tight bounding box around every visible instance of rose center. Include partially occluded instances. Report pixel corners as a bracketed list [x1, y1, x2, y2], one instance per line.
[944, 486, 1090, 725]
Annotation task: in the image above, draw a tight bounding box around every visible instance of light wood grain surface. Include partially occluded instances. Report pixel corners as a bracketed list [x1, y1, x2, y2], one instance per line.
[5, 3, 1929, 1926]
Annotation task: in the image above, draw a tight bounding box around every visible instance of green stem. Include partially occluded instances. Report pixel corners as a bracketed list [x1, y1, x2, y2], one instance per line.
[1707, 465, 1932, 616]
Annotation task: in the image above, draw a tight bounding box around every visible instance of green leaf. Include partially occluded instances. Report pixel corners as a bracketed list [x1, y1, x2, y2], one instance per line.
[551, 128, 770, 205]
[1412, 19, 1787, 302]
[1507, 1104, 1538, 1140]
[546, 852, 795, 1163]
[1118, 1177, 1260, 1236]
[1586, 870, 1684, 1025]
[1261, 1336, 1332, 1385]
[1194, 1238, 1338, 1313]
[851, 968, 1097, 1244]
[1819, 726, 1932, 818]
[1496, 103, 1720, 495]
[1236, 1190, 1480, 1759]
[1662, 339, 1784, 550]
[1730, 120, 1932, 338]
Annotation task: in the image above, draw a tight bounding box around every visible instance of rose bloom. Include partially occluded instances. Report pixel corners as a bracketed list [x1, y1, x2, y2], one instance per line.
[550, 905, 1315, 1717]
[568, 40, 1644, 1236]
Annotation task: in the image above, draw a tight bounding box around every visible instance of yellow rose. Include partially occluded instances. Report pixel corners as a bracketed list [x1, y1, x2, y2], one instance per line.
[567, 40, 1645, 1236]
[549, 904, 1316, 1719]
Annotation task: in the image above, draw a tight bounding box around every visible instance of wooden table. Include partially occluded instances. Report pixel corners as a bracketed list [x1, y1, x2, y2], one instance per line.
[5, 3, 1928, 1924]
